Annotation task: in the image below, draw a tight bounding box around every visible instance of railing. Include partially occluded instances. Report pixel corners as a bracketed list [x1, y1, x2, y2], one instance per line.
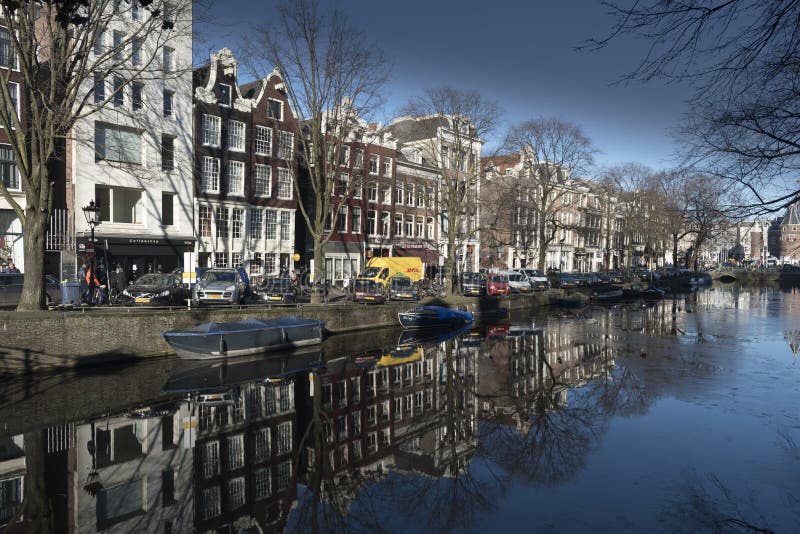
[46, 208, 73, 251]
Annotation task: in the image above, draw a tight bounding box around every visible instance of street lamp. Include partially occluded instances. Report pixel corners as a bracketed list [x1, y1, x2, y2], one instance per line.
[559, 237, 565, 272]
[82, 200, 102, 304]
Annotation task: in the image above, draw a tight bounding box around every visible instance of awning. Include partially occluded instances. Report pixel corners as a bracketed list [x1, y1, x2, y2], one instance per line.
[394, 246, 439, 264]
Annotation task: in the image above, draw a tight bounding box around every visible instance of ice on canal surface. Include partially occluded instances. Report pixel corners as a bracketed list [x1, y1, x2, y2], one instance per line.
[2, 284, 800, 533]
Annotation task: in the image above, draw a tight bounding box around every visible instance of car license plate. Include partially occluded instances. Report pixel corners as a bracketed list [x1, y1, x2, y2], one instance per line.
[400, 293, 411, 298]
[269, 296, 282, 301]
[208, 294, 222, 299]
[135, 297, 150, 303]
[365, 296, 374, 300]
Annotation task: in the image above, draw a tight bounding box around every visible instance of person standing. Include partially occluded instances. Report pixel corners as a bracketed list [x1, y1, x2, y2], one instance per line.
[6, 261, 20, 273]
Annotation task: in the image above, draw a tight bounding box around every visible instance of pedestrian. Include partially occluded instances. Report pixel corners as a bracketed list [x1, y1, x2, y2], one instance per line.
[6, 261, 19, 273]
[79, 264, 89, 303]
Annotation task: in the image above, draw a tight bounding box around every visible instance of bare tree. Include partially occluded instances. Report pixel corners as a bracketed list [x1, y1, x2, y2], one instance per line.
[242, 0, 389, 302]
[504, 118, 596, 272]
[585, 0, 800, 212]
[391, 88, 499, 293]
[0, 0, 191, 310]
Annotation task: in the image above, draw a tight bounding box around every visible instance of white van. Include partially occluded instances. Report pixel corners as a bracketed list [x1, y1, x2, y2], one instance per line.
[498, 270, 532, 293]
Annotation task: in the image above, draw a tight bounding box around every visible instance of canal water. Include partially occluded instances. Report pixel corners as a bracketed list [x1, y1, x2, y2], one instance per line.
[1, 284, 799, 533]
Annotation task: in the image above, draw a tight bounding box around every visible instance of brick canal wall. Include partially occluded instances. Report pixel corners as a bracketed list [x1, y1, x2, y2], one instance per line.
[0, 293, 550, 375]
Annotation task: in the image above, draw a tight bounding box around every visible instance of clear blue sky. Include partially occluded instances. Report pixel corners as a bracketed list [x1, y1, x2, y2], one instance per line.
[195, 0, 693, 173]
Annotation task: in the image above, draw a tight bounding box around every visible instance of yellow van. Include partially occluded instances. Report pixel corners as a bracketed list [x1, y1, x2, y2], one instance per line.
[357, 257, 424, 291]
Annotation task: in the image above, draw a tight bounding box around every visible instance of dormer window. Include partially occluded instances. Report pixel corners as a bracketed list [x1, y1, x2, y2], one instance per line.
[268, 99, 283, 120]
[218, 84, 231, 107]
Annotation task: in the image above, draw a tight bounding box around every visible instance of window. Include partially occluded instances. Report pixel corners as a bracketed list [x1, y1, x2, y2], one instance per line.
[395, 184, 403, 205]
[131, 38, 142, 67]
[161, 135, 174, 171]
[95, 123, 141, 164]
[255, 126, 272, 155]
[352, 207, 361, 234]
[202, 115, 221, 147]
[354, 148, 364, 169]
[254, 468, 271, 499]
[92, 30, 104, 57]
[131, 0, 141, 20]
[227, 434, 245, 470]
[267, 98, 283, 120]
[406, 184, 415, 206]
[417, 188, 425, 207]
[215, 207, 228, 238]
[383, 157, 392, 176]
[337, 173, 349, 197]
[265, 210, 277, 240]
[382, 186, 391, 205]
[277, 168, 292, 199]
[276, 461, 291, 491]
[228, 120, 245, 151]
[277, 422, 292, 455]
[199, 205, 211, 237]
[264, 253, 277, 274]
[250, 252, 263, 275]
[0, 28, 14, 69]
[96, 479, 145, 528]
[395, 213, 403, 236]
[427, 217, 435, 240]
[161, 192, 174, 226]
[0, 144, 17, 190]
[162, 46, 173, 72]
[203, 441, 220, 479]
[163, 90, 173, 116]
[227, 160, 244, 195]
[416, 216, 423, 238]
[381, 212, 390, 237]
[278, 131, 293, 159]
[337, 206, 348, 233]
[426, 186, 434, 208]
[369, 155, 378, 174]
[113, 31, 124, 61]
[367, 210, 377, 235]
[279, 211, 291, 241]
[201, 486, 221, 520]
[405, 214, 414, 235]
[228, 477, 245, 510]
[93, 74, 105, 103]
[254, 164, 271, 196]
[232, 208, 243, 239]
[218, 84, 231, 106]
[353, 176, 363, 199]
[368, 182, 378, 202]
[113, 76, 124, 107]
[250, 209, 263, 240]
[339, 145, 350, 166]
[214, 252, 228, 267]
[201, 156, 220, 192]
[131, 82, 143, 111]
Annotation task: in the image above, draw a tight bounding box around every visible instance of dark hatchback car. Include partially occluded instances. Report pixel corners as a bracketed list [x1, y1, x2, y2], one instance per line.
[0, 273, 61, 307]
[461, 272, 485, 296]
[353, 280, 386, 304]
[387, 276, 420, 301]
[121, 273, 189, 306]
[550, 272, 578, 289]
[254, 277, 297, 304]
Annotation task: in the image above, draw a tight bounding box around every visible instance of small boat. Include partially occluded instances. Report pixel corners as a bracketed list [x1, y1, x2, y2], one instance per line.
[397, 306, 473, 330]
[162, 317, 325, 359]
[590, 289, 625, 302]
[622, 286, 666, 299]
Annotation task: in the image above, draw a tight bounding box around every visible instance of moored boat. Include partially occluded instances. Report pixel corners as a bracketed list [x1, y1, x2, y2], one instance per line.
[162, 317, 325, 359]
[397, 305, 473, 330]
[590, 289, 625, 302]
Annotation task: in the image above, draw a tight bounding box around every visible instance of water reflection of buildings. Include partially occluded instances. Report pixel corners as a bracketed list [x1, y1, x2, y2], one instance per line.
[479, 323, 617, 430]
[303, 332, 479, 509]
[0, 435, 25, 531]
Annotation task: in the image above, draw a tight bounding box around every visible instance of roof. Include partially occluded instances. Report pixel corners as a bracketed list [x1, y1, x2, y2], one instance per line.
[386, 115, 451, 143]
[782, 202, 800, 226]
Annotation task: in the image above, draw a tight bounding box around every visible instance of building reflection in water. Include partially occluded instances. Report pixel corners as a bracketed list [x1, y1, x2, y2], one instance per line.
[0, 306, 674, 533]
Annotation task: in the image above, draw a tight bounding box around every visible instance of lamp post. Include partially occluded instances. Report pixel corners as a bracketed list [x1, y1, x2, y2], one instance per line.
[559, 237, 565, 272]
[82, 200, 101, 304]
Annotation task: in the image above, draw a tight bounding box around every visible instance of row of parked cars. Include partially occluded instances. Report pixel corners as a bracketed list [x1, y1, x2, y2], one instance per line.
[460, 269, 551, 296]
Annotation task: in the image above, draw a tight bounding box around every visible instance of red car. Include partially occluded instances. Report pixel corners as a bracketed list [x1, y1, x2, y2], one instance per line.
[487, 274, 510, 295]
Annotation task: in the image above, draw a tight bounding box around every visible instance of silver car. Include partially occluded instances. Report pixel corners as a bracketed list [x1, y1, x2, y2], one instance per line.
[192, 268, 249, 306]
[0, 273, 62, 307]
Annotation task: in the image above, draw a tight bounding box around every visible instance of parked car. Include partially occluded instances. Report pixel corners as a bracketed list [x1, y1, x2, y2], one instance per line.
[460, 272, 486, 296]
[501, 270, 532, 293]
[387, 276, 420, 301]
[607, 271, 625, 284]
[550, 272, 578, 289]
[0, 273, 61, 307]
[121, 272, 189, 306]
[254, 277, 297, 304]
[486, 273, 510, 296]
[192, 268, 251, 306]
[518, 268, 550, 291]
[353, 279, 386, 303]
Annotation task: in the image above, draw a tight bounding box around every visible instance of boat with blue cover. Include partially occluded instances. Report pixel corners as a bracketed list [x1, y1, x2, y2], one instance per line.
[162, 317, 325, 359]
[397, 305, 473, 330]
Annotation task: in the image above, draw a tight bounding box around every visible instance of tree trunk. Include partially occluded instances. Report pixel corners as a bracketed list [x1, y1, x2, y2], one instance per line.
[17, 207, 48, 311]
[672, 233, 679, 268]
[311, 240, 324, 305]
[20, 431, 54, 533]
